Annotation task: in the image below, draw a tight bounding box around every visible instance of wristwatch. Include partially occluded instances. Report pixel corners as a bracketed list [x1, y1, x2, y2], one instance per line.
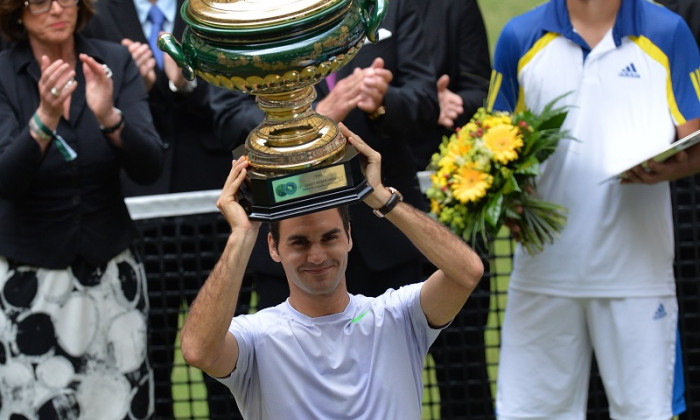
[373, 186, 403, 218]
[99, 108, 125, 134]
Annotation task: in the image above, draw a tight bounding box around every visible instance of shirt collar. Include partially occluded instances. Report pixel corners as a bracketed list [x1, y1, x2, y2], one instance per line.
[540, 0, 643, 48]
[133, 0, 178, 28]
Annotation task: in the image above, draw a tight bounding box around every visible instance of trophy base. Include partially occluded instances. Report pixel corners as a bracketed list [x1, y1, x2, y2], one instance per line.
[233, 144, 372, 221]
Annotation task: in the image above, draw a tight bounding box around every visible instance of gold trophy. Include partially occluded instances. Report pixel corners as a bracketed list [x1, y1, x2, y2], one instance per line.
[159, 0, 387, 220]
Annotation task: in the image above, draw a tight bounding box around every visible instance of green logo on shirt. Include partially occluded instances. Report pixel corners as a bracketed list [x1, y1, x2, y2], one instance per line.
[351, 309, 371, 323]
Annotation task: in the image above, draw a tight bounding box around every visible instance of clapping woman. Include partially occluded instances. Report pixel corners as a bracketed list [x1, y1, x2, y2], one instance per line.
[0, 0, 163, 418]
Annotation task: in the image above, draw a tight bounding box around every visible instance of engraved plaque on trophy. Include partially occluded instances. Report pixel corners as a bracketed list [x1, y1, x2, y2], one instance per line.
[158, 0, 387, 220]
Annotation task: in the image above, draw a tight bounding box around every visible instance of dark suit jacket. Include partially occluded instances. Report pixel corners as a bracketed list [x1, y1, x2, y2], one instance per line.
[82, 0, 231, 195]
[417, 0, 491, 170]
[317, 0, 438, 271]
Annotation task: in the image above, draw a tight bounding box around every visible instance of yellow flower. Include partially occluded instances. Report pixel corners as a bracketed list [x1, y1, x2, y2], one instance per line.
[438, 136, 471, 172]
[431, 170, 448, 188]
[451, 137, 472, 155]
[437, 154, 456, 173]
[447, 139, 471, 160]
[452, 164, 493, 203]
[430, 198, 441, 215]
[482, 114, 512, 129]
[482, 124, 523, 164]
[457, 123, 478, 141]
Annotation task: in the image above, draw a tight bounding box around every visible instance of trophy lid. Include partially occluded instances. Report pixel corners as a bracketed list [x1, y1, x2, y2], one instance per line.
[185, 0, 350, 32]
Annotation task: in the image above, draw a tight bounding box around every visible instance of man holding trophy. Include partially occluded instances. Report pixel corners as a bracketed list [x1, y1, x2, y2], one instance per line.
[178, 123, 484, 418]
[156, 0, 473, 415]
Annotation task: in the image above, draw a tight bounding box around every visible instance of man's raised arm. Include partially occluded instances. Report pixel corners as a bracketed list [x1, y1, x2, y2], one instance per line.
[180, 156, 261, 378]
[341, 124, 483, 328]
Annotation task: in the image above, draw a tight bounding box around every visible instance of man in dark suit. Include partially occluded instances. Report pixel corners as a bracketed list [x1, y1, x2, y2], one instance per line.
[418, 0, 491, 168]
[313, 0, 438, 297]
[82, 0, 230, 195]
[81, 2, 238, 419]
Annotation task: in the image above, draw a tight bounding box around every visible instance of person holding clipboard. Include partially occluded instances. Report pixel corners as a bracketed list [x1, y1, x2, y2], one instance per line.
[488, 0, 700, 418]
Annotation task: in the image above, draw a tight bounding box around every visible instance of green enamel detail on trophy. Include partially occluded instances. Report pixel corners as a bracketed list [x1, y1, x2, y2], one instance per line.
[158, 0, 385, 220]
[272, 165, 348, 203]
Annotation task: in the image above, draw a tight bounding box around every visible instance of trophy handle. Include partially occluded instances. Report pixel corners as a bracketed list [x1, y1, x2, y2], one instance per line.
[157, 33, 196, 81]
[360, 0, 388, 43]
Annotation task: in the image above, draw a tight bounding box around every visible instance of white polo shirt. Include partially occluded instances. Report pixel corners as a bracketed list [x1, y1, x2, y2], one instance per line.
[488, 0, 700, 297]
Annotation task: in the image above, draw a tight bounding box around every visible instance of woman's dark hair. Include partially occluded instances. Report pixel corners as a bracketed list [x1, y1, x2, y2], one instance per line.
[0, 0, 95, 42]
[269, 206, 351, 249]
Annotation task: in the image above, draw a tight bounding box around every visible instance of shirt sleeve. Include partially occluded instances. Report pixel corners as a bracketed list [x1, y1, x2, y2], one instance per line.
[667, 17, 700, 124]
[215, 315, 255, 393]
[385, 283, 443, 355]
[488, 19, 523, 113]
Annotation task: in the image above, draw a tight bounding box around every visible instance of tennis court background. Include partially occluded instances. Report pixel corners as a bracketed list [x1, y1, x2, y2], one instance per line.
[129, 174, 700, 419]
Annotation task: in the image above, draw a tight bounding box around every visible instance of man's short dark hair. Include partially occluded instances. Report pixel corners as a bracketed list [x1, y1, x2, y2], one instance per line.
[269, 206, 351, 249]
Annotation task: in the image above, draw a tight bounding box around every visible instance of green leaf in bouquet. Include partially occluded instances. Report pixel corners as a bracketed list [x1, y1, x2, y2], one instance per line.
[502, 172, 520, 194]
[484, 193, 503, 230]
[531, 92, 570, 128]
[519, 130, 541, 157]
[467, 208, 492, 249]
[536, 111, 568, 131]
[516, 193, 568, 255]
[535, 130, 571, 161]
[514, 156, 540, 176]
[504, 200, 521, 220]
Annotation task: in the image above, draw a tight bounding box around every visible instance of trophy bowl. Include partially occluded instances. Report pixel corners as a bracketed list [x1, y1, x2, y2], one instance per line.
[158, 0, 387, 220]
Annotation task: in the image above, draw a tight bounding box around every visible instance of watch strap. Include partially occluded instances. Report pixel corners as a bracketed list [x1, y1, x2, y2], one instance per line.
[373, 187, 403, 218]
[99, 108, 124, 134]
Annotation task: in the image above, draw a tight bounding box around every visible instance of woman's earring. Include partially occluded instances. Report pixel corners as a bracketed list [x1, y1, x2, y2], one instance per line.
[17, 18, 22, 25]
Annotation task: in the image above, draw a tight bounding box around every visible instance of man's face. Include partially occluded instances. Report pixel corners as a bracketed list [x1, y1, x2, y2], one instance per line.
[268, 209, 352, 298]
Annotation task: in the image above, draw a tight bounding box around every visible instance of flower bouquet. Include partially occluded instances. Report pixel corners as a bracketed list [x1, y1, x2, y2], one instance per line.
[425, 97, 572, 255]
